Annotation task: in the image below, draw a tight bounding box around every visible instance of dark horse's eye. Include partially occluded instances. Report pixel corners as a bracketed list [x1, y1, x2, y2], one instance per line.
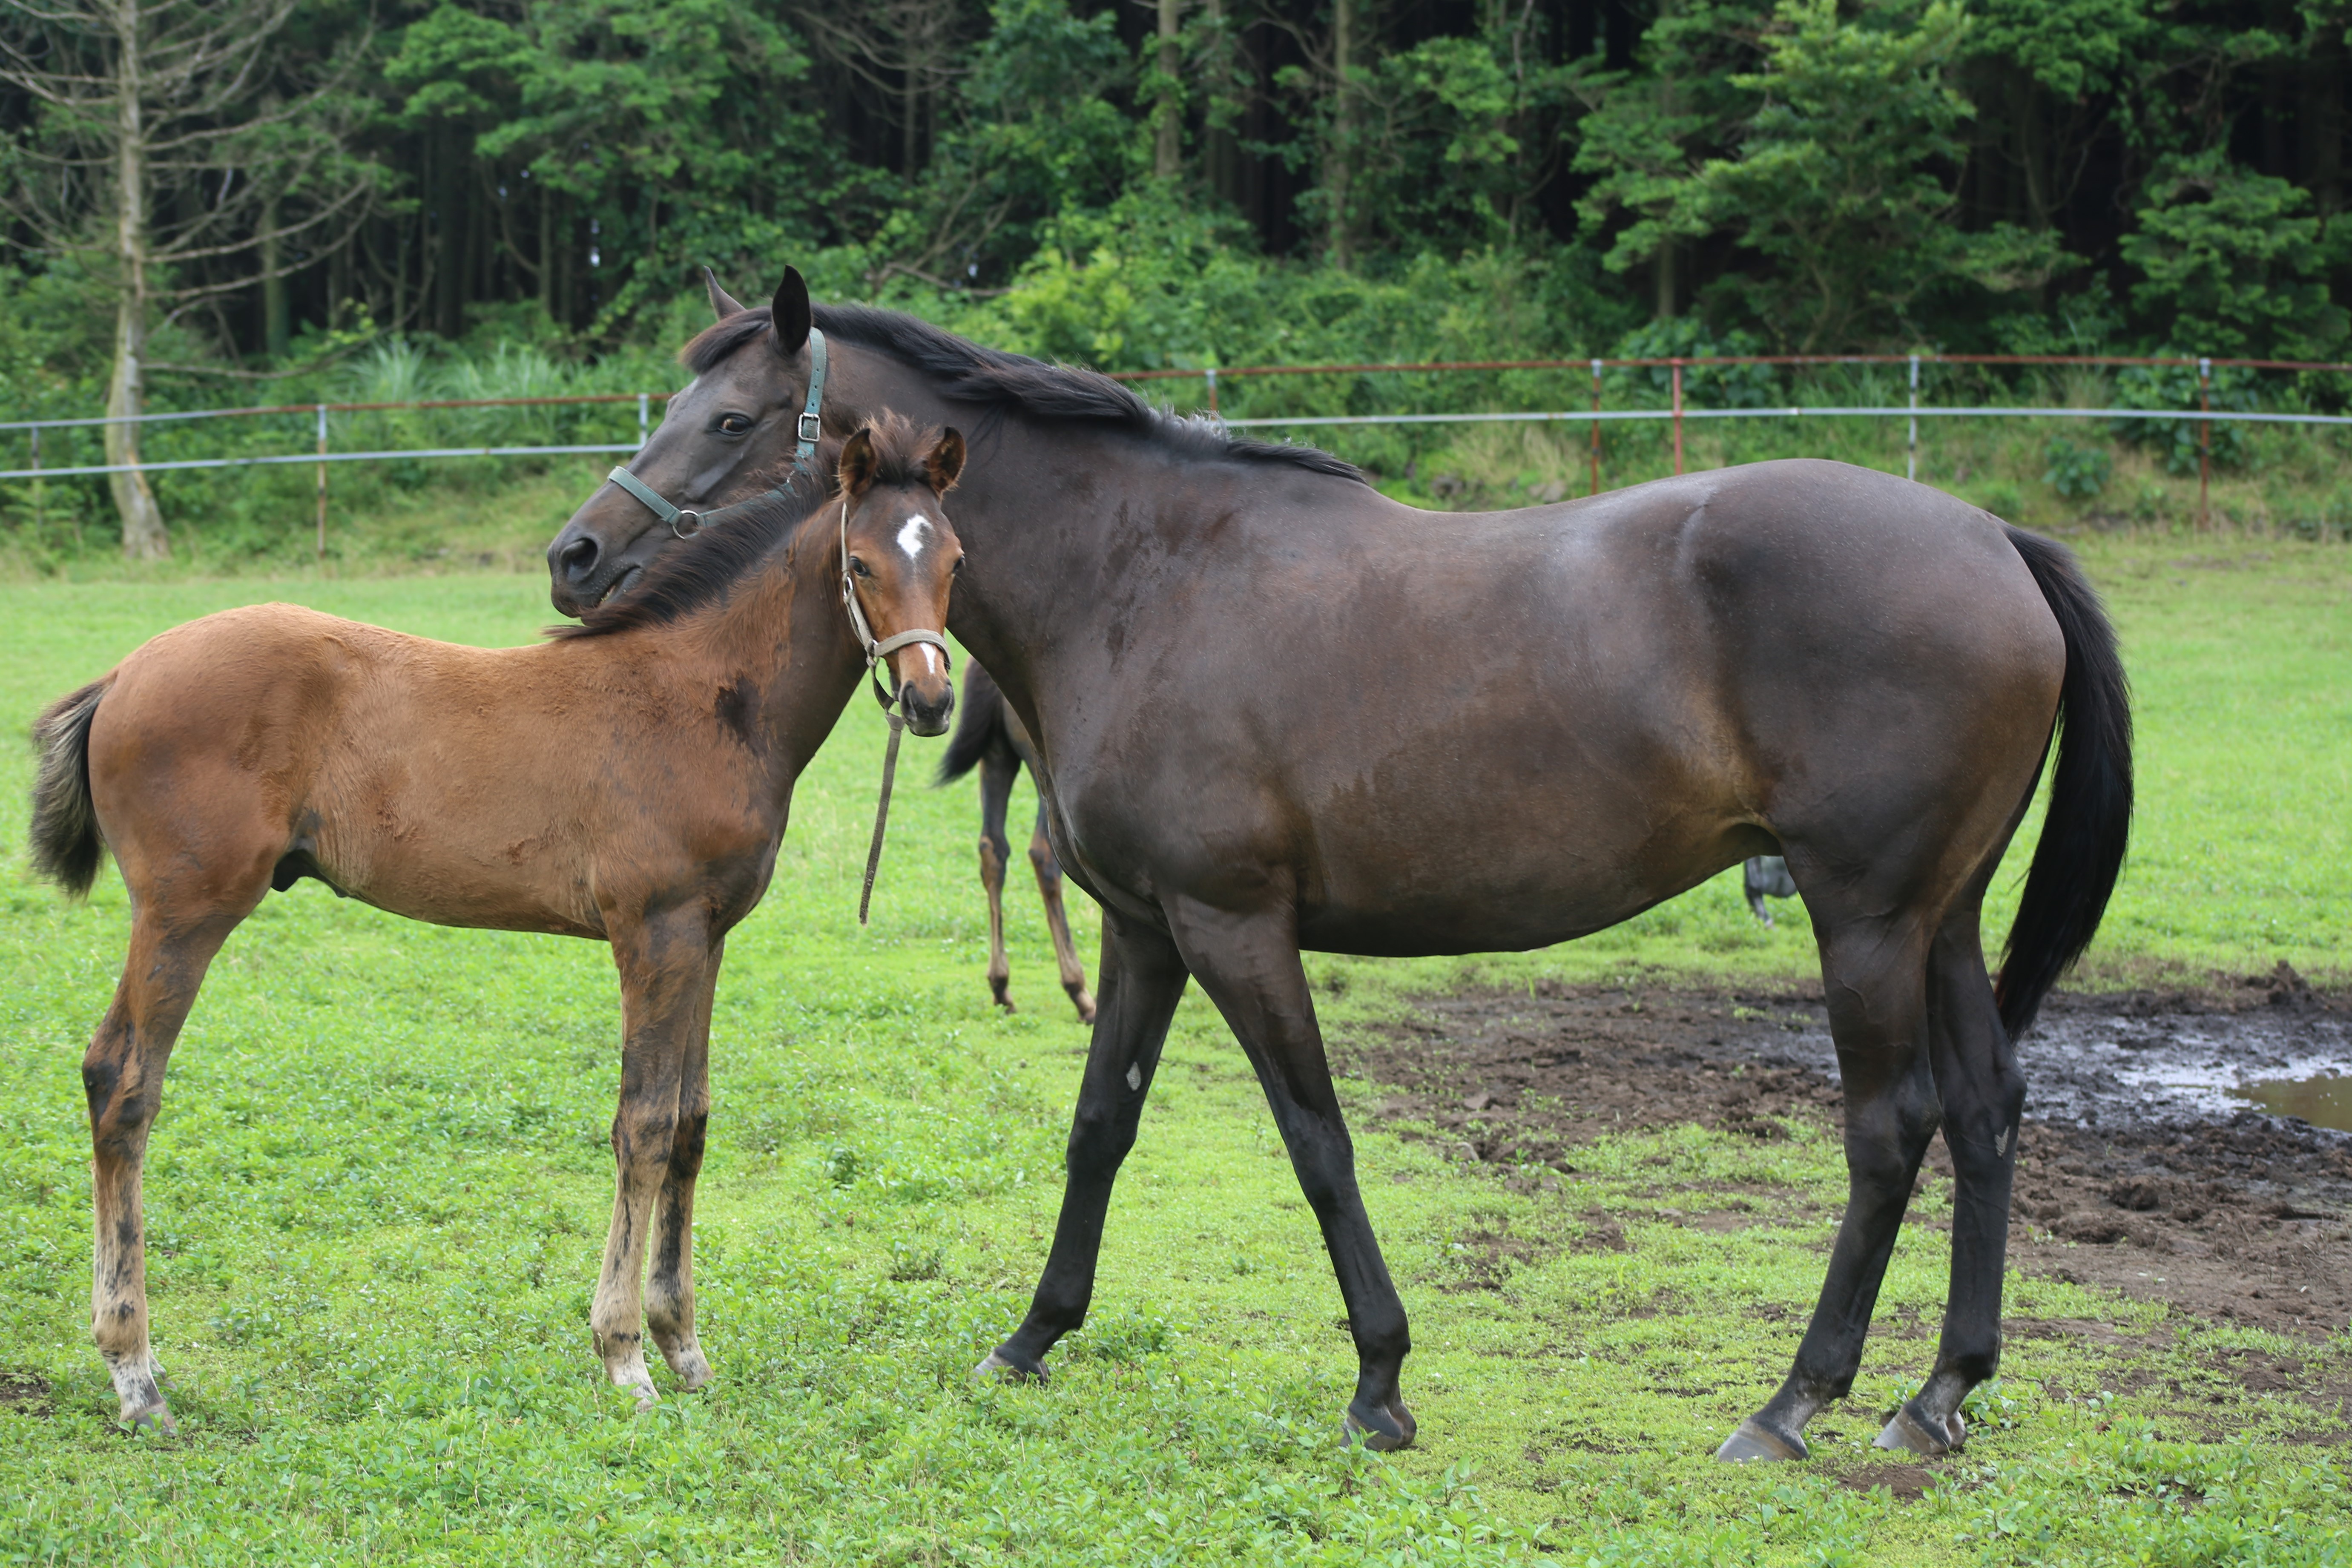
[718, 413, 751, 435]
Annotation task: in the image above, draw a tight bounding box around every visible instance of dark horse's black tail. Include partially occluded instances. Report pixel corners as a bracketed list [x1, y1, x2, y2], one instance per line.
[1994, 526, 2133, 1037]
[937, 662, 1008, 784]
[29, 676, 113, 898]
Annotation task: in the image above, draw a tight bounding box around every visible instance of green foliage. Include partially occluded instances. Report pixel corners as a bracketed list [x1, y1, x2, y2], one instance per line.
[2119, 152, 2352, 360]
[2111, 361, 2256, 474]
[2041, 435, 2113, 497]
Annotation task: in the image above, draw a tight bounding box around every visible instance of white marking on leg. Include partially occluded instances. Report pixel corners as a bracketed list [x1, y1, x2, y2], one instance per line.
[897, 515, 930, 558]
[1994, 1125, 2010, 1155]
[1126, 1063, 1142, 1092]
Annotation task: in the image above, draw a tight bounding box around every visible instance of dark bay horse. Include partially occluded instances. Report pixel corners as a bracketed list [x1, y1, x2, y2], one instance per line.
[939, 663, 1097, 1022]
[29, 416, 966, 1429]
[546, 274, 2131, 1463]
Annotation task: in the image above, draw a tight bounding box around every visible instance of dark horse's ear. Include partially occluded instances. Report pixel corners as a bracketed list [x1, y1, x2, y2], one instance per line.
[771, 266, 812, 356]
[839, 423, 880, 498]
[704, 267, 746, 320]
[925, 427, 966, 494]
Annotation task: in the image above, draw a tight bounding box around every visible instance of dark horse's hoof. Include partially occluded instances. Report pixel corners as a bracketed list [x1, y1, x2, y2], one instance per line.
[973, 1347, 1049, 1385]
[1716, 1416, 1808, 1462]
[1875, 1402, 1965, 1456]
[1342, 1394, 1416, 1451]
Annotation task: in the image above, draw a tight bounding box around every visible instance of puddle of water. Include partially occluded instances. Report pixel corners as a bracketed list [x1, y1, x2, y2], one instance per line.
[2233, 1072, 2352, 1132]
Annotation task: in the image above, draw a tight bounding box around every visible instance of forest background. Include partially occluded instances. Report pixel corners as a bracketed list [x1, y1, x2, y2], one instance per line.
[3, 0, 2351, 558]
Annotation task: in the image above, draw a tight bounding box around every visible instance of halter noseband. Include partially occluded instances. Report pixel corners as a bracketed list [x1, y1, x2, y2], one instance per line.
[601, 326, 830, 539]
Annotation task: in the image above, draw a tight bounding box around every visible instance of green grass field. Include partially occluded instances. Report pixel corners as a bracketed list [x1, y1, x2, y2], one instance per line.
[0, 532, 2344, 1564]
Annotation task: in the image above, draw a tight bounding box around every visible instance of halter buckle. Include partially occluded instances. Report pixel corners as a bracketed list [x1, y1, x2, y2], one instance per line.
[798, 411, 823, 445]
[671, 509, 704, 540]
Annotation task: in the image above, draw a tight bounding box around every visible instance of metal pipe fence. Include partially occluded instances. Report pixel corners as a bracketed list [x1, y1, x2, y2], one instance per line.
[7, 351, 2348, 546]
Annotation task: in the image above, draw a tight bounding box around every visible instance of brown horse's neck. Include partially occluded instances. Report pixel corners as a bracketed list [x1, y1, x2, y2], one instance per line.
[650, 518, 868, 796]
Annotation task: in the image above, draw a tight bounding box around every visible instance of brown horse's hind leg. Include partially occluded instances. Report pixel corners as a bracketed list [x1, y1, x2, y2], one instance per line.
[1720, 908, 1939, 1463]
[643, 955, 718, 1393]
[1028, 801, 1096, 1024]
[86, 903, 256, 1430]
[1878, 902, 2025, 1456]
[595, 909, 718, 1410]
[979, 913, 1187, 1383]
[978, 750, 1018, 1011]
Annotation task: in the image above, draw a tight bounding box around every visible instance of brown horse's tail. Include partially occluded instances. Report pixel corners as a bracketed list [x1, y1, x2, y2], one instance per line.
[1994, 526, 2133, 1037]
[937, 661, 1009, 784]
[29, 676, 113, 898]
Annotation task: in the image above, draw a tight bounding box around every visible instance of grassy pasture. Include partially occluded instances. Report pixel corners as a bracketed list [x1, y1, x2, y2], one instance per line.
[0, 534, 2343, 1565]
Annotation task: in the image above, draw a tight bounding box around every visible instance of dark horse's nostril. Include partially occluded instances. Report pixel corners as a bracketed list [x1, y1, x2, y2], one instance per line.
[558, 534, 600, 583]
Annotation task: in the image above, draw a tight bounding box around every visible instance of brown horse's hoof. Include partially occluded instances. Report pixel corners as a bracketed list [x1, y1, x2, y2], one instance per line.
[1716, 1416, 1808, 1462]
[1342, 1395, 1416, 1451]
[974, 1348, 1048, 1385]
[1068, 988, 1098, 1025]
[122, 1401, 176, 1437]
[1875, 1404, 1965, 1456]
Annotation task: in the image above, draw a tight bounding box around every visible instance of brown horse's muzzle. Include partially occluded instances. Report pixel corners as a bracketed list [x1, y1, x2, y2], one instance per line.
[898, 667, 955, 737]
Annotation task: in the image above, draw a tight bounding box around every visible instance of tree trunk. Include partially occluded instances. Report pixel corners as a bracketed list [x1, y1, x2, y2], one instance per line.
[260, 192, 289, 358]
[1328, 0, 1354, 267]
[1156, 0, 1184, 179]
[107, 0, 167, 561]
[1204, 0, 1241, 204]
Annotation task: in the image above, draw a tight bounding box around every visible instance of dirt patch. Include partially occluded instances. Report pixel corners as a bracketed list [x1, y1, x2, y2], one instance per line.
[1341, 979, 2352, 1336]
[1838, 1462, 1933, 1500]
[0, 1370, 52, 1417]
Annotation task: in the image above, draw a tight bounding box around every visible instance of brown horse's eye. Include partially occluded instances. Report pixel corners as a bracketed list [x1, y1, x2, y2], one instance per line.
[951, 556, 965, 574]
[850, 557, 873, 578]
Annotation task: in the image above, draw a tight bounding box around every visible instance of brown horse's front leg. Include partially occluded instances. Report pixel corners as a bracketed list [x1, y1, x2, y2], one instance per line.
[597, 906, 718, 1410]
[643, 940, 720, 1393]
[1160, 897, 1416, 1451]
[1029, 802, 1096, 1024]
[86, 909, 247, 1431]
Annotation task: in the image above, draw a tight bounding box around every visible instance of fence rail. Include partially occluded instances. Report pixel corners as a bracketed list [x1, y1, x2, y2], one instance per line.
[10, 351, 2348, 546]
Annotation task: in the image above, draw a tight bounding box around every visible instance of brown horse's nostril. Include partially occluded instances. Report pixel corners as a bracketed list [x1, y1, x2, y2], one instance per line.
[903, 685, 955, 737]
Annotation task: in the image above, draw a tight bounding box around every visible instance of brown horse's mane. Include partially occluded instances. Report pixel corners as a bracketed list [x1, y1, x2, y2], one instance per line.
[679, 304, 1365, 484]
[548, 464, 827, 640]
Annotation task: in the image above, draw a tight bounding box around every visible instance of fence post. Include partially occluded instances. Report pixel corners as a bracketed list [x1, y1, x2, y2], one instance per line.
[2197, 357, 2212, 529]
[1907, 355, 1920, 482]
[314, 404, 328, 562]
[1589, 359, 1603, 496]
[1671, 360, 1684, 476]
[638, 393, 650, 449]
[28, 425, 40, 537]
[1206, 365, 1219, 419]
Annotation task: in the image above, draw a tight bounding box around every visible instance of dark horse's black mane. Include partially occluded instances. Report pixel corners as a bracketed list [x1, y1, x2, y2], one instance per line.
[547, 468, 826, 640]
[687, 304, 1364, 483]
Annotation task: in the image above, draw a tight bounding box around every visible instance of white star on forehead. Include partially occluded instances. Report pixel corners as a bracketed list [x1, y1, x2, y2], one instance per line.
[897, 515, 930, 558]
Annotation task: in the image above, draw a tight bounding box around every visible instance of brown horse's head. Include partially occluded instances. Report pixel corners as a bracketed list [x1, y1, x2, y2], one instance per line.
[835, 413, 966, 736]
[549, 267, 820, 614]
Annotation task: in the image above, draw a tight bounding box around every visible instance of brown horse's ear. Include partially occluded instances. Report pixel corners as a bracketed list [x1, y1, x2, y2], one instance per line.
[925, 427, 966, 494]
[704, 266, 746, 320]
[772, 266, 812, 356]
[839, 424, 880, 498]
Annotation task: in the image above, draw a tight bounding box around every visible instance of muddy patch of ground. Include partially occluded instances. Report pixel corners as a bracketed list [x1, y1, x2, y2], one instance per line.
[1342, 971, 2352, 1337]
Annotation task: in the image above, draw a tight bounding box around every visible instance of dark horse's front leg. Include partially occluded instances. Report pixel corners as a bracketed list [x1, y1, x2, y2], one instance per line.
[979, 910, 1189, 1380]
[1166, 898, 1415, 1449]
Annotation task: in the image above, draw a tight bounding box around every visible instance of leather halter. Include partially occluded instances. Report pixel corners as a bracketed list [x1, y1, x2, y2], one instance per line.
[839, 489, 953, 926]
[601, 327, 829, 538]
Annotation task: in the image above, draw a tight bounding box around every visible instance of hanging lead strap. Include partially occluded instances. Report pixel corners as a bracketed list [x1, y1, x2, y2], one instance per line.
[859, 712, 905, 925]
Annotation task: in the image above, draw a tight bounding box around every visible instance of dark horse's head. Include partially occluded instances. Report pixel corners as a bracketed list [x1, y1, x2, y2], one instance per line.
[548, 267, 822, 615]
[833, 413, 966, 735]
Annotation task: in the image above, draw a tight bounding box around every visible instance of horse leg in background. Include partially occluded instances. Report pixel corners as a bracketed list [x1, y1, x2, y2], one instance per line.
[977, 747, 1019, 1011]
[1027, 795, 1098, 1024]
[1745, 856, 1797, 926]
[1160, 897, 1416, 1450]
[1720, 903, 1940, 1462]
[594, 906, 718, 1410]
[86, 899, 259, 1430]
[642, 940, 721, 1395]
[979, 913, 1189, 1381]
[1881, 898, 2026, 1455]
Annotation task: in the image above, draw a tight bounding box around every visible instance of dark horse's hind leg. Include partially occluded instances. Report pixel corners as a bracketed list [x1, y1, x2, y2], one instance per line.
[1028, 799, 1097, 1023]
[1879, 902, 2025, 1455]
[976, 750, 1020, 1011]
[1720, 909, 1940, 1462]
[1164, 898, 1415, 1449]
[979, 913, 1188, 1381]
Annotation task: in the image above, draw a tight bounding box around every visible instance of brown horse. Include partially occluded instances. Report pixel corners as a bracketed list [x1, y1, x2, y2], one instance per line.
[28, 415, 966, 1430]
[938, 663, 1097, 1022]
[546, 275, 2131, 1463]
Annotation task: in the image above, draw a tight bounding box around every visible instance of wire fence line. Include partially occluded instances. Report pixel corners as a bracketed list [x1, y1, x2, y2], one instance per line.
[6, 352, 2347, 544]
